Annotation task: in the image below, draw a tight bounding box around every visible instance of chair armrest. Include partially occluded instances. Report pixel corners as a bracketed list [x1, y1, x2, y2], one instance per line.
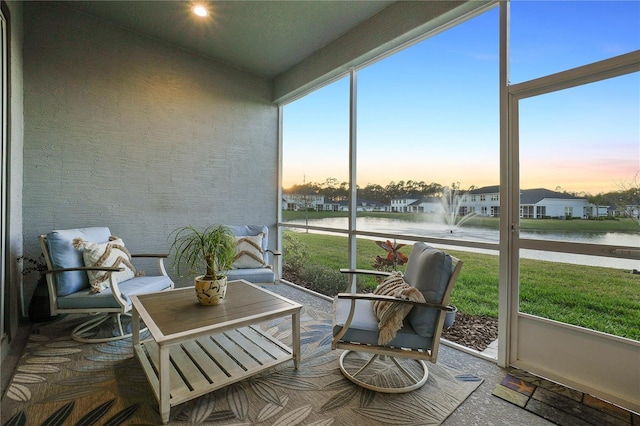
[266, 249, 281, 256]
[336, 293, 454, 311]
[339, 268, 392, 278]
[131, 254, 171, 279]
[42, 266, 125, 275]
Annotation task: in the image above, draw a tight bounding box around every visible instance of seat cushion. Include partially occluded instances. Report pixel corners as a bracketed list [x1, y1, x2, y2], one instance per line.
[404, 243, 453, 337]
[226, 267, 275, 284]
[57, 275, 173, 310]
[46, 227, 112, 296]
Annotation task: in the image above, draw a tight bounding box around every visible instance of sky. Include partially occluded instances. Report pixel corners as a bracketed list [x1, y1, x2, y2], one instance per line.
[282, 1, 640, 196]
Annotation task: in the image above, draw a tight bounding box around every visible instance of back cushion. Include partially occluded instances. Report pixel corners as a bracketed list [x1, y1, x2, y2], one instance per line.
[46, 227, 112, 296]
[405, 243, 453, 337]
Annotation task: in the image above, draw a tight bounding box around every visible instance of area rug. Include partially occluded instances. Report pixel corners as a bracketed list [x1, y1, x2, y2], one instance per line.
[492, 369, 637, 425]
[2, 306, 483, 425]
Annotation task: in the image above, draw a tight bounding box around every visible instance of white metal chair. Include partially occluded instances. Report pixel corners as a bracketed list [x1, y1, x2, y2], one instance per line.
[40, 227, 174, 343]
[332, 243, 462, 393]
[225, 225, 281, 284]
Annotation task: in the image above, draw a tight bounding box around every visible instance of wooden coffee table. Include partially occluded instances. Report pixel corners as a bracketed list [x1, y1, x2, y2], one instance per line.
[131, 280, 302, 423]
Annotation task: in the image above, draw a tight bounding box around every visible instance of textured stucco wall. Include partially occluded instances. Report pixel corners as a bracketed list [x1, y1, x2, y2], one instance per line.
[22, 2, 278, 292]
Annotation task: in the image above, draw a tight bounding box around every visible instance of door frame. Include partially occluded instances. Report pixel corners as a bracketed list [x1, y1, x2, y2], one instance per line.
[507, 51, 640, 413]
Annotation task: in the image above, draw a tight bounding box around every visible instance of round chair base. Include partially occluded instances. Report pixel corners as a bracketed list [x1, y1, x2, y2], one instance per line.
[72, 313, 146, 343]
[338, 350, 429, 393]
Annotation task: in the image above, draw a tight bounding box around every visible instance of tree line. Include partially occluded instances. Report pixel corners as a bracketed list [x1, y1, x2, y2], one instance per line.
[283, 178, 471, 204]
[283, 176, 640, 214]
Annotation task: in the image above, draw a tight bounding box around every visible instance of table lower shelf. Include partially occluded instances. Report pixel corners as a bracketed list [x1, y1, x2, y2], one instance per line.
[134, 325, 295, 407]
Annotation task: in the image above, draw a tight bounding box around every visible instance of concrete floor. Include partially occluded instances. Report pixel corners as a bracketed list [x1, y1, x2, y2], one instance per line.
[267, 282, 554, 426]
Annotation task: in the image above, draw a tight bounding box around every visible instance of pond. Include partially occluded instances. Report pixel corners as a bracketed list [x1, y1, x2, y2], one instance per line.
[286, 217, 640, 270]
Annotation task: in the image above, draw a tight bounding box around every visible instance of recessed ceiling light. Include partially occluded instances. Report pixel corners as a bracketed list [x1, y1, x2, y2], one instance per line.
[192, 5, 209, 18]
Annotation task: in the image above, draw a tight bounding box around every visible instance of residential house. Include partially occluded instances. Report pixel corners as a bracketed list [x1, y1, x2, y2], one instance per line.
[461, 186, 593, 219]
[336, 198, 386, 212]
[463, 185, 501, 217]
[407, 197, 443, 214]
[519, 188, 592, 219]
[282, 194, 325, 211]
[388, 197, 419, 212]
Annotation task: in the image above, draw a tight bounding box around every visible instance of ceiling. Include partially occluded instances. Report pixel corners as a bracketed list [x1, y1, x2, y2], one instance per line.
[60, 1, 396, 79]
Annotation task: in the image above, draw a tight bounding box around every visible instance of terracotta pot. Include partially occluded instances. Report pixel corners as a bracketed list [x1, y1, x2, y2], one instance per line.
[194, 276, 227, 306]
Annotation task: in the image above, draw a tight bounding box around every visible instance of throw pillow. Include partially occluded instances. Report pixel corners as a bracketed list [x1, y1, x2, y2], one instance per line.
[232, 233, 268, 269]
[372, 271, 425, 345]
[72, 235, 136, 294]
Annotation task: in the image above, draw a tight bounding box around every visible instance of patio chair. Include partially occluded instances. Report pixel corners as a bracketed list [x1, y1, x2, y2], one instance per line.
[225, 225, 281, 285]
[331, 242, 462, 393]
[40, 227, 174, 343]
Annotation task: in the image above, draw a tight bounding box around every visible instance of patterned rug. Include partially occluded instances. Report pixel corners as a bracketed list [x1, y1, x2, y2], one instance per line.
[2, 307, 482, 425]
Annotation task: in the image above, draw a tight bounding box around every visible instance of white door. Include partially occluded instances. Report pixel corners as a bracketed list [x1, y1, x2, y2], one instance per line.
[508, 53, 640, 413]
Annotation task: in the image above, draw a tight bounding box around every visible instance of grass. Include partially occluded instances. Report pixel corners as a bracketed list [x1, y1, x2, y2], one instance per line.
[283, 230, 640, 341]
[282, 211, 640, 232]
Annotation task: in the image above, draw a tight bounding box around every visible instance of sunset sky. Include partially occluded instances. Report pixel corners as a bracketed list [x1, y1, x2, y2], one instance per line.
[282, 1, 639, 196]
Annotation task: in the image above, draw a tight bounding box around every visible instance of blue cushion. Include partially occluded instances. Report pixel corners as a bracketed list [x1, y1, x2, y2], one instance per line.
[332, 322, 433, 350]
[46, 227, 111, 296]
[57, 275, 173, 309]
[404, 243, 453, 338]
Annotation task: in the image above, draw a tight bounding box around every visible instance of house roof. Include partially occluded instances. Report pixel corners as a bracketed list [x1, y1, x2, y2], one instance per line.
[520, 188, 583, 204]
[409, 197, 441, 206]
[469, 185, 500, 194]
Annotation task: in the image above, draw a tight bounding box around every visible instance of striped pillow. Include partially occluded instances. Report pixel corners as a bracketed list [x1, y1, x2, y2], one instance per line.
[72, 236, 136, 294]
[232, 233, 268, 269]
[372, 271, 425, 345]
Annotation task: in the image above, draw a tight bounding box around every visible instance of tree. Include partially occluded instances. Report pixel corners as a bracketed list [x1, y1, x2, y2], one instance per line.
[616, 172, 640, 224]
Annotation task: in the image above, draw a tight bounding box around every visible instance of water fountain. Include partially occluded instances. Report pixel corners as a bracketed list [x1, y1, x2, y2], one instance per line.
[438, 186, 478, 233]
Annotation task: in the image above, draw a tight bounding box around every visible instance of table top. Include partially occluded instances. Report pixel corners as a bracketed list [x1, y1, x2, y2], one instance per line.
[131, 280, 302, 345]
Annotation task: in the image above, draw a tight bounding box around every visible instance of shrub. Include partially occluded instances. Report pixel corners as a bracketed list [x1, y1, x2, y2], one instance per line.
[297, 263, 348, 297]
[282, 233, 309, 282]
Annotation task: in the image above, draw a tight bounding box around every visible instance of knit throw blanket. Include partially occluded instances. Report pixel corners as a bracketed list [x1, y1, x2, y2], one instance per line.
[372, 272, 426, 345]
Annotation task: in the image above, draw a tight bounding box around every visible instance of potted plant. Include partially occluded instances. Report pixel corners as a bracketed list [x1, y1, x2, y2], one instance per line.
[170, 225, 236, 305]
[372, 239, 409, 273]
[18, 254, 57, 322]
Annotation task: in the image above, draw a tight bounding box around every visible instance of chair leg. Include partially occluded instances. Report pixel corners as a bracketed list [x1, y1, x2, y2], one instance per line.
[71, 313, 147, 343]
[352, 353, 380, 378]
[338, 350, 429, 393]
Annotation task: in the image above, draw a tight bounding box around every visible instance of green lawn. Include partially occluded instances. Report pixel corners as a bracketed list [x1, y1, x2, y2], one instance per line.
[283, 230, 640, 341]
